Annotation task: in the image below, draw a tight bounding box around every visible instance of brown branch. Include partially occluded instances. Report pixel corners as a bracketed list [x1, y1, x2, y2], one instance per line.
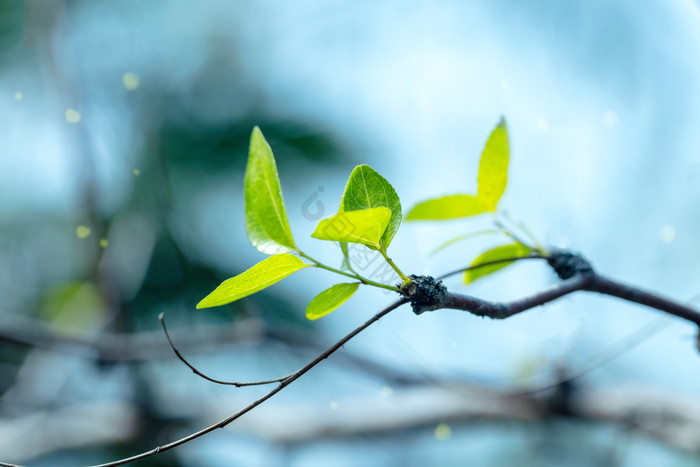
[436, 271, 700, 327]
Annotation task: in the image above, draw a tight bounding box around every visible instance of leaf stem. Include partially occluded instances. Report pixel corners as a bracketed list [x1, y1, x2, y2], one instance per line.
[492, 215, 530, 248]
[498, 210, 548, 254]
[379, 248, 409, 284]
[299, 252, 399, 292]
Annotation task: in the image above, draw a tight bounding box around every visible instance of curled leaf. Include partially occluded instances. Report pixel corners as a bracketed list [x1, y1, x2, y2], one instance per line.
[311, 207, 392, 249]
[245, 127, 297, 255]
[306, 282, 359, 320]
[197, 254, 310, 309]
[341, 165, 402, 248]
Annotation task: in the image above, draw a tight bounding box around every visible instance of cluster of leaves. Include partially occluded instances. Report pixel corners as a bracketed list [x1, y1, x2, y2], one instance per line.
[198, 119, 543, 320]
[197, 127, 406, 320]
[406, 117, 546, 282]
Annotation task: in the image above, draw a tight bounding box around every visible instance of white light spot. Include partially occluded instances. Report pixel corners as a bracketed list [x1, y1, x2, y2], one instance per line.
[380, 386, 393, 397]
[537, 118, 549, 131]
[659, 225, 676, 243]
[329, 401, 338, 410]
[603, 110, 619, 128]
[501, 80, 510, 89]
[450, 341, 458, 348]
[14, 92, 23, 101]
[65, 108, 81, 123]
[122, 72, 140, 91]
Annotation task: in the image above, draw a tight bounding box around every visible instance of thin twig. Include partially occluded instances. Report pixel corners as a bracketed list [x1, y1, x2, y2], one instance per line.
[89, 298, 409, 467]
[159, 313, 294, 387]
[437, 254, 547, 280]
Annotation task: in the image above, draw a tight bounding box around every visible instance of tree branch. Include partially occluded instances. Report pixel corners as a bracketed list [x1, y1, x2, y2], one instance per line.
[435, 272, 700, 328]
[89, 298, 409, 467]
[0, 316, 264, 362]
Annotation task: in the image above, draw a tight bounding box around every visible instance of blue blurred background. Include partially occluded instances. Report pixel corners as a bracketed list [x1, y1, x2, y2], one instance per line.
[3, 0, 700, 465]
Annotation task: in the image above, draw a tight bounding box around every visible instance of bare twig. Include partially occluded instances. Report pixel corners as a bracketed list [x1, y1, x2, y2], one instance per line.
[89, 298, 409, 467]
[159, 313, 294, 387]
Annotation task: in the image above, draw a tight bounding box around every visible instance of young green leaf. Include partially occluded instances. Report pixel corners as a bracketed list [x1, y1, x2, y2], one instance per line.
[197, 254, 310, 309]
[464, 242, 532, 284]
[306, 282, 359, 320]
[340, 165, 401, 248]
[405, 194, 489, 221]
[311, 207, 392, 249]
[244, 127, 297, 255]
[476, 118, 509, 211]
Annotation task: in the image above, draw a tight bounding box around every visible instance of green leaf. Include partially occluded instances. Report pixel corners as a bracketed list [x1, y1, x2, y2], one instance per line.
[476, 117, 509, 211]
[197, 254, 310, 309]
[464, 243, 532, 284]
[244, 127, 297, 255]
[340, 165, 401, 249]
[306, 282, 359, 320]
[311, 207, 392, 248]
[405, 194, 489, 220]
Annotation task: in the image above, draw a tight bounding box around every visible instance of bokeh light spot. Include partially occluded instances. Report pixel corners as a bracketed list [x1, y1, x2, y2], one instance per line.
[434, 423, 452, 441]
[76, 225, 91, 239]
[65, 108, 81, 123]
[122, 72, 140, 91]
[603, 110, 619, 128]
[659, 225, 676, 243]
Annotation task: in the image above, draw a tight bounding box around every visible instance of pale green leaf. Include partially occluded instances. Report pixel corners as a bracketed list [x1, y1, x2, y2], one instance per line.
[464, 243, 532, 284]
[340, 165, 401, 248]
[430, 229, 502, 256]
[244, 127, 297, 255]
[197, 254, 310, 309]
[476, 118, 509, 211]
[306, 282, 359, 320]
[311, 208, 391, 248]
[40, 281, 106, 335]
[405, 195, 489, 220]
